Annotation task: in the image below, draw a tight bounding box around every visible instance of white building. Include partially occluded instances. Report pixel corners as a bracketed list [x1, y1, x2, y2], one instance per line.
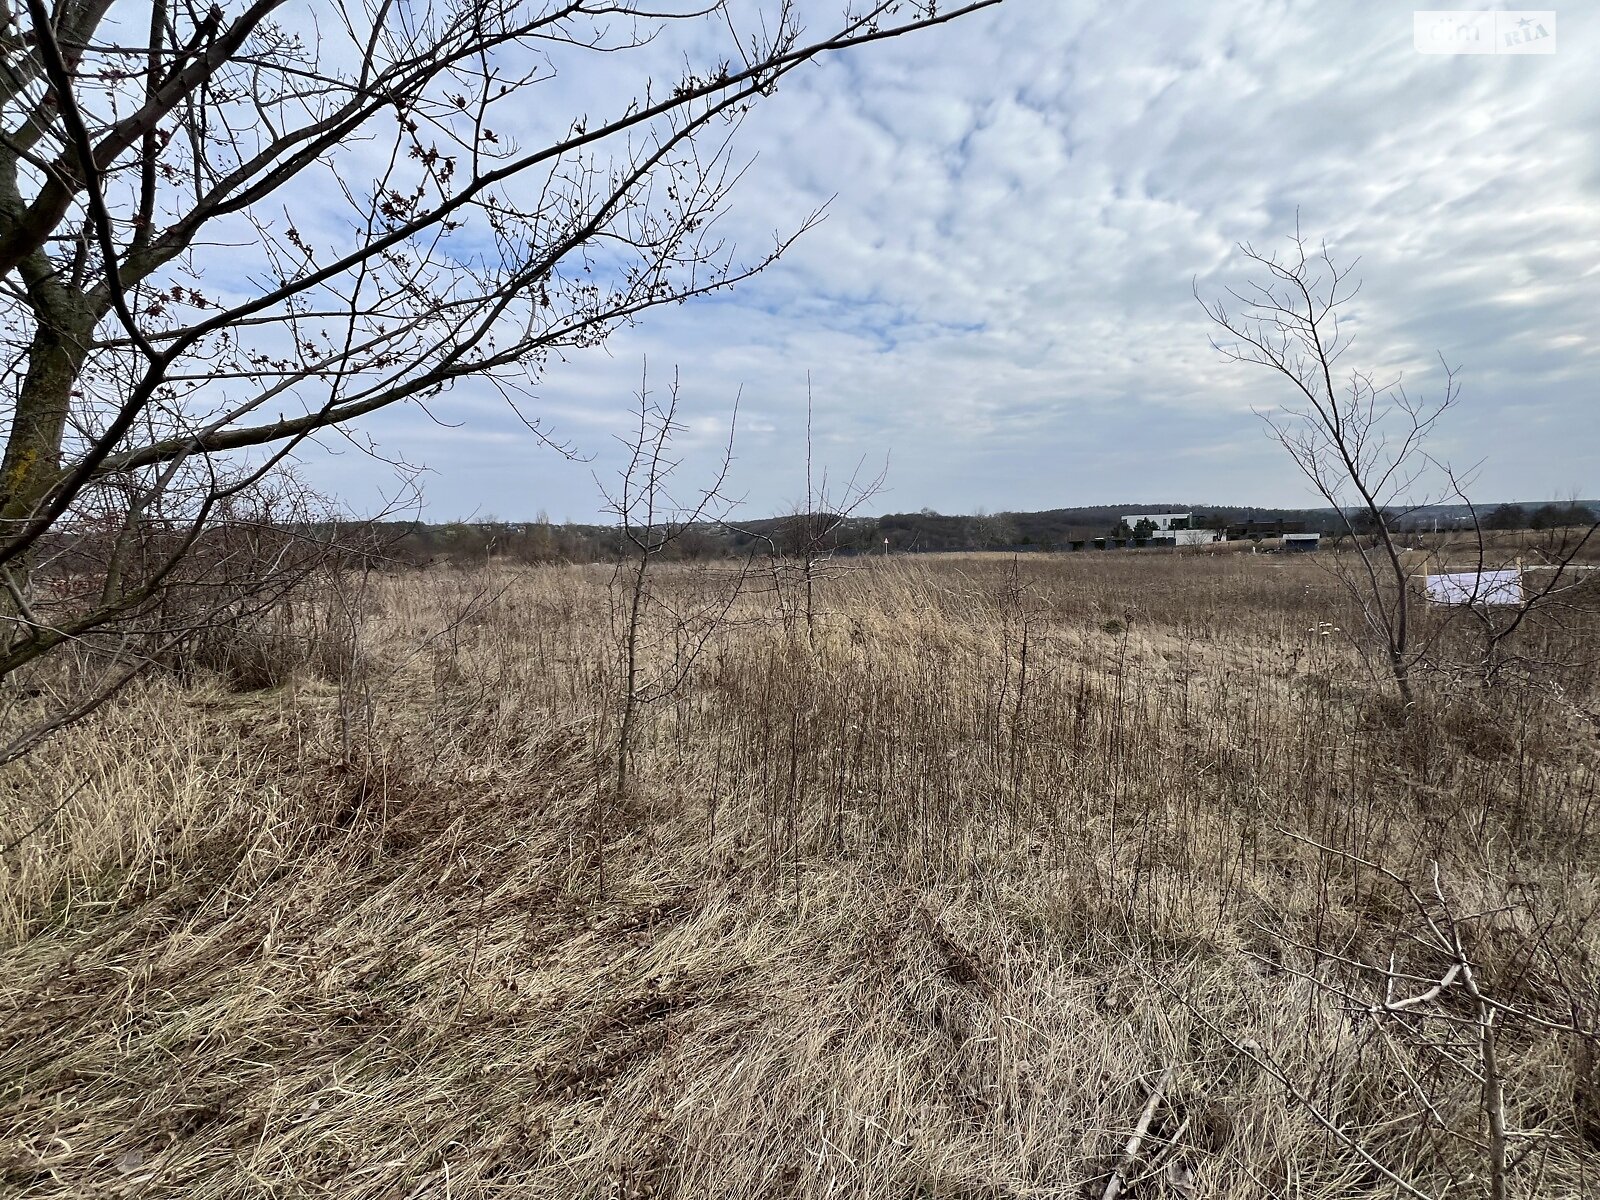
[1121, 513, 1220, 546]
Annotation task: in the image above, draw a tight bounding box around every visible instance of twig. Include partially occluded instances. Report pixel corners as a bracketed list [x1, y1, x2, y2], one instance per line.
[1103, 1064, 1174, 1200]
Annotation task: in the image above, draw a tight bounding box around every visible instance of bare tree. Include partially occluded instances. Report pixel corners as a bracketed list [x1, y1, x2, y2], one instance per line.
[1199, 229, 1459, 708]
[0, 0, 1002, 743]
[970, 506, 1018, 549]
[598, 362, 747, 800]
[738, 373, 884, 638]
[1201, 229, 1600, 708]
[787, 378, 883, 637]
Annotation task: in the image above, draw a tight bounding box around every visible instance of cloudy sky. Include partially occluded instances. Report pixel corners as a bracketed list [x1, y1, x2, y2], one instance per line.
[301, 1, 1598, 523]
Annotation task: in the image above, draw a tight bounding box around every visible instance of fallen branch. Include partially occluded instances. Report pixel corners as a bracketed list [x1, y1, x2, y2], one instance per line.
[1103, 1064, 1174, 1200]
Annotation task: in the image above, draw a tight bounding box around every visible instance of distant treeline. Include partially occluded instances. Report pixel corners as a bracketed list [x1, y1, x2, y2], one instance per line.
[1468, 502, 1597, 531]
[361, 500, 1597, 566]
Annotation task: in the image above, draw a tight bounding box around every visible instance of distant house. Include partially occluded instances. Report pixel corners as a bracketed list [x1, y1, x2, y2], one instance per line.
[1283, 532, 1321, 553]
[1121, 512, 1222, 547]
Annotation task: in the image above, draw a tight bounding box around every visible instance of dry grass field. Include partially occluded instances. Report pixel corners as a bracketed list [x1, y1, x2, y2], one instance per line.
[3, 552, 1599, 1198]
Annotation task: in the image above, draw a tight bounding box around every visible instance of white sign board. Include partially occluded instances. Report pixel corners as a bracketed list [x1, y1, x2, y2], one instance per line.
[1424, 570, 1524, 607]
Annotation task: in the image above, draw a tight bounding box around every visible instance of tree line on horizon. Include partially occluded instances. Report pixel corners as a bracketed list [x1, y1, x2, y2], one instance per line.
[361, 499, 1597, 566]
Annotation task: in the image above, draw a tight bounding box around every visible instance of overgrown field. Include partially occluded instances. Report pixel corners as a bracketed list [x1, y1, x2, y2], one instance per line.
[3, 553, 1599, 1198]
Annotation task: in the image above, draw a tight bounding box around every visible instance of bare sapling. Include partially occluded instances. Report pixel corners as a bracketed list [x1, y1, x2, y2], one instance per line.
[738, 373, 885, 641]
[1200, 227, 1462, 711]
[991, 553, 1039, 802]
[598, 364, 748, 801]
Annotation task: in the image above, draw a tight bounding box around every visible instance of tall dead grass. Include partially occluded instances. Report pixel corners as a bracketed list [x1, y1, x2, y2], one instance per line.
[2, 553, 1597, 1197]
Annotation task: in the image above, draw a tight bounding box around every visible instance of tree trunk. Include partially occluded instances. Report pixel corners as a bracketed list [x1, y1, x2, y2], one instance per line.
[2, 314, 89, 527]
[1390, 650, 1414, 709]
[1, 310, 89, 636]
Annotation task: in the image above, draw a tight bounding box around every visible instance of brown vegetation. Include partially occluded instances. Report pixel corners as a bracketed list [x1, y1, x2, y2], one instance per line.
[3, 552, 1598, 1197]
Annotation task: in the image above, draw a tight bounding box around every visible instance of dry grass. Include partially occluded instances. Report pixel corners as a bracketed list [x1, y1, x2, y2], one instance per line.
[3, 553, 1598, 1198]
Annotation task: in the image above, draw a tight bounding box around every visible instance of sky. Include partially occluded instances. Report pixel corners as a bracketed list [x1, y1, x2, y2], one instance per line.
[296, 1, 1600, 523]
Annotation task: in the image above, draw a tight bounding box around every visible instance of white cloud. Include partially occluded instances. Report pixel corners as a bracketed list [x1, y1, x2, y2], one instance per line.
[299, 0, 1600, 520]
